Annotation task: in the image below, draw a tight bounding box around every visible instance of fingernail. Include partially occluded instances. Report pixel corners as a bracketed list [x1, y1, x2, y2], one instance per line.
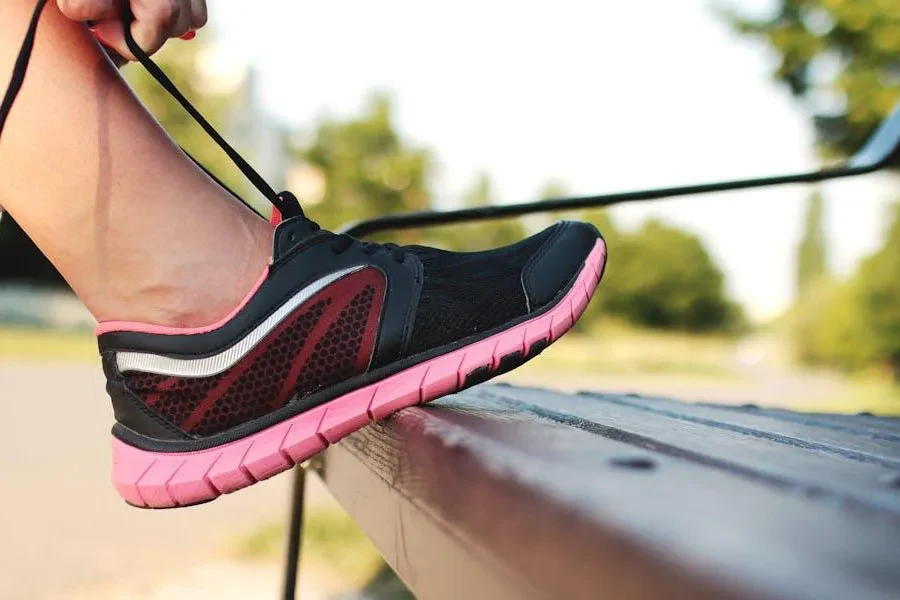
[179, 30, 196, 41]
[89, 27, 113, 49]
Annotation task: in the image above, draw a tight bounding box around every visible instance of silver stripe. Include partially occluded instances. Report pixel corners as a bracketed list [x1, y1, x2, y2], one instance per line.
[116, 266, 363, 377]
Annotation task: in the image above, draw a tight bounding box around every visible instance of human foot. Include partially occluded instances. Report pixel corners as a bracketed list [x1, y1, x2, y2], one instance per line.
[102, 196, 606, 507]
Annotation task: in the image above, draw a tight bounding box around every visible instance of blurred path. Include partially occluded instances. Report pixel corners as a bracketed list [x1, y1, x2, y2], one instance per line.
[0, 362, 301, 600]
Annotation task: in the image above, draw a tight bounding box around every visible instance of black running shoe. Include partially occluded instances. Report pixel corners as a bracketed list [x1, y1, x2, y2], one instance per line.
[104, 203, 606, 507]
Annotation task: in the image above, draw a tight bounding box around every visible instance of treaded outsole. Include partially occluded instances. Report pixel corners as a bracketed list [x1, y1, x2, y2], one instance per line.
[111, 239, 606, 508]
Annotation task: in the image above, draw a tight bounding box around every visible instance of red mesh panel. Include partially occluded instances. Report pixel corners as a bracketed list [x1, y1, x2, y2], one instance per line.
[296, 283, 377, 397]
[122, 268, 386, 436]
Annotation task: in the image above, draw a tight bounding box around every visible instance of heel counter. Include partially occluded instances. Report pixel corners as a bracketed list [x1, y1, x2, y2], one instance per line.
[101, 352, 191, 441]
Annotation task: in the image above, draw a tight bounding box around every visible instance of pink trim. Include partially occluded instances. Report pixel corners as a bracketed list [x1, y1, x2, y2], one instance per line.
[94, 266, 270, 336]
[111, 240, 607, 508]
[270, 207, 283, 227]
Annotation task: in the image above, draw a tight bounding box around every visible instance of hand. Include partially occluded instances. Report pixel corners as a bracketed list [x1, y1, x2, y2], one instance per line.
[57, 0, 208, 60]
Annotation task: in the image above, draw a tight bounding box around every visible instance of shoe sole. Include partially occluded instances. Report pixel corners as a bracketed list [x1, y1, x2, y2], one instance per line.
[112, 239, 606, 508]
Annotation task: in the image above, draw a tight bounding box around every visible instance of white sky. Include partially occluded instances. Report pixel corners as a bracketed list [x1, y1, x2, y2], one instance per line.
[214, 0, 899, 321]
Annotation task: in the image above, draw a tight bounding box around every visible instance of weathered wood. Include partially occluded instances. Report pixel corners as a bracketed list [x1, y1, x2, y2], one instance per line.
[320, 384, 900, 600]
[500, 386, 900, 515]
[588, 391, 900, 464]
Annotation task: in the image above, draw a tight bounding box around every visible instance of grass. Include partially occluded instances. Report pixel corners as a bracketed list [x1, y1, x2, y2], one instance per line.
[233, 506, 384, 588]
[0, 325, 96, 362]
[517, 320, 740, 378]
[807, 377, 900, 416]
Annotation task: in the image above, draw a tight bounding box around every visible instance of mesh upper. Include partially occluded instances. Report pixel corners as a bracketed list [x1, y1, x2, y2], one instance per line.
[123, 268, 384, 437]
[403, 226, 555, 356]
[119, 227, 561, 438]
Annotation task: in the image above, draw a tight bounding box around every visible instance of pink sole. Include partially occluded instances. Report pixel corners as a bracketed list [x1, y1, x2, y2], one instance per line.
[112, 239, 607, 508]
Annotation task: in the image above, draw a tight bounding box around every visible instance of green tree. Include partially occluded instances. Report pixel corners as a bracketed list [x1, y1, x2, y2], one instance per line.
[728, 1, 900, 381]
[297, 94, 433, 236]
[797, 190, 829, 295]
[727, 0, 900, 158]
[604, 220, 741, 332]
[530, 181, 743, 334]
[793, 203, 900, 379]
[856, 203, 900, 379]
[792, 276, 877, 370]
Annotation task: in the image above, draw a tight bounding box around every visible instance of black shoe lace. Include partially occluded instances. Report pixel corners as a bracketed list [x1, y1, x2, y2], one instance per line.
[1, 0, 405, 264]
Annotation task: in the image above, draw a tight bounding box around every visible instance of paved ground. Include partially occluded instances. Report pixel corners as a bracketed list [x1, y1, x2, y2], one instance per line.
[1, 362, 298, 600]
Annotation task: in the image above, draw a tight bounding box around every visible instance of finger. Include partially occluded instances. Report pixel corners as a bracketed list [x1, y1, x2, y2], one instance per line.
[189, 0, 207, 30]
[168, 1, 193, 40]
[89, 19, 133, 61]
[129, 0, 183, 58]
[57, 0, 118, 22]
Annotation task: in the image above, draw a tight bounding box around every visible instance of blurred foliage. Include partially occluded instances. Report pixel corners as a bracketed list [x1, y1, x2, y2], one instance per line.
[729, 1, 900, 381]
[290, 96, 530, 250]
[792, 275, 876, 370]
[556, 199, 741, 334]
[856, 203, 900, 378]
[517, 317, 739, 377]
[793, 203, 900, 380]
[796, 190, 829, 295]
[293, 94, 433, 243]
[726, 0, 900, 158]
[125, 39, 248, 197]
[602, 219, 743, 332]
[234, 506, 392, 592]
[0, 325, 95, 361]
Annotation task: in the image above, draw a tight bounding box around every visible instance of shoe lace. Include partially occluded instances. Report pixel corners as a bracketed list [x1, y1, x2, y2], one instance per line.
[294, 215, 404, 263]
[0, 0, 405, 264]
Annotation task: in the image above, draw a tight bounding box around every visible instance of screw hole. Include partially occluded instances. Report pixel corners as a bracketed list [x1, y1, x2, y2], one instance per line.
[610, 456, 656, 471]
[878, 473, 900, 488]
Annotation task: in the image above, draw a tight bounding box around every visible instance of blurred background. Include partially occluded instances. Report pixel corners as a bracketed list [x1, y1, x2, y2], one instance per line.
[0, 0, 898, 598]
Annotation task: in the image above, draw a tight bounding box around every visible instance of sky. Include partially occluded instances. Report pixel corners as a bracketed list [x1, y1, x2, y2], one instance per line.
[212, 0, 899, 321]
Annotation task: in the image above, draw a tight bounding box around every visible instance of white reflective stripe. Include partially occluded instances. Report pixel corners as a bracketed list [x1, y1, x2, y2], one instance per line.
[116, 266, 363, 377]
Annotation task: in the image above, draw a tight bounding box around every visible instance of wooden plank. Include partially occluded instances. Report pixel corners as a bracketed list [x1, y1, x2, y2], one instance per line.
[697, 404, 900, 441]
[578, 391, 900, 466]
[490, 386, 900, 515]
[322, 386, 900, 600]
[320, 408, 739, 600]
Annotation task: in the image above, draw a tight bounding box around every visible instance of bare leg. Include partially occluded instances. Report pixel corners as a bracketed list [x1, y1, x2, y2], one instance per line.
[0, 0, 272, 328]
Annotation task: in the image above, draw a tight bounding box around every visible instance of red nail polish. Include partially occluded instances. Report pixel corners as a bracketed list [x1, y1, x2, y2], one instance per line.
[90, 27, 113, 49]
[180, 30, 196, 41]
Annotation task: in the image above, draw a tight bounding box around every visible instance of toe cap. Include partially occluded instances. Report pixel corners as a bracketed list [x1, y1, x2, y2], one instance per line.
[522, 221, 602, 310]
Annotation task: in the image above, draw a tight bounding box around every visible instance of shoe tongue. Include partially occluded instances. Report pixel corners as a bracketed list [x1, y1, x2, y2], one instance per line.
[272, 215, 321, 261]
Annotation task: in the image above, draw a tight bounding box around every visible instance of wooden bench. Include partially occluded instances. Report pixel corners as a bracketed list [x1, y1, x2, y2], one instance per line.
[305, 383, 900, 600]
[276, 104, 900, 599]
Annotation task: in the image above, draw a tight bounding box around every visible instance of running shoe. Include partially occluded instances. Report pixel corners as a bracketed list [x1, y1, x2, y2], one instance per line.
[102, 198, 606, 507]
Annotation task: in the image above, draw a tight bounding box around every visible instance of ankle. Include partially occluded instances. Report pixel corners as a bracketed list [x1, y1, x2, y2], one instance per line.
[94, 208, 273, 330]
